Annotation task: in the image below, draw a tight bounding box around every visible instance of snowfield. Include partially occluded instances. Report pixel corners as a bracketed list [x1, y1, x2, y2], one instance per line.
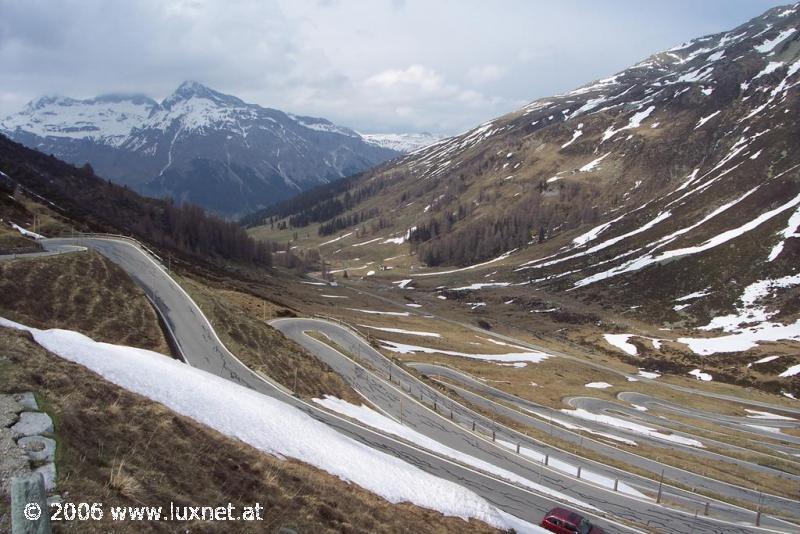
[560, 408, 706, 448]
[346, 308, 411, 317]
[585, 382, 613, 389]
[678, 274, 800, 355]
[358, 325, 441, 338]
[637, 370, 661, 379]
[689, 369, 713, 381]
[579, 152, 612, 172]
[519, 407, 639, 447]
[780, 363, 800, 378]
[744, 409, 796, 421]
[412, 249, 516, 277]
[0, 317, 537, 532]
[10, 222, 44, 239]
[603, 334, 639, 356]
[379, 340, 550, 364]
[450, 282, 511, 291]
[748, 355, 780, 367]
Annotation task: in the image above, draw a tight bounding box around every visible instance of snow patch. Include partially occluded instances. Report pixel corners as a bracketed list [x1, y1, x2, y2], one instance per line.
[358, 325, 440, 338]
[585, 382, 613, 389]
[689, 369, 713, 381]
[0, 317, 515, 530]
[379, 340, 550, 364]
[579, 152, 612, 172]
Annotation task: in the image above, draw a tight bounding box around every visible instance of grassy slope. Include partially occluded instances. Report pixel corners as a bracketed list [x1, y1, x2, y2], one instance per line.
[179, 275, 362, 404]
[0, 251, 169, 354]
[0, 329, 500, 534]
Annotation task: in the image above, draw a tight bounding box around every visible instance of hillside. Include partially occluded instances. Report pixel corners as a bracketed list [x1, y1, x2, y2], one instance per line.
[0, 133, 272, 265]
[1, 82, 400, 217]
[0, 330, 500, 534]
[361, 132, 445, 153]
[251, 4, 800, 390]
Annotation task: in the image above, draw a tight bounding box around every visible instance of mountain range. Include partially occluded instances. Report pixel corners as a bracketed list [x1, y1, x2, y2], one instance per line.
[0, 81, 427, 217]
[255, 3, 800, 383]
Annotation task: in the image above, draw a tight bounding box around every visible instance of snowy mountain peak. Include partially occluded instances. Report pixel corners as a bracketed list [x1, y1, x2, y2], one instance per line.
[161, 80, 245, 109]
[3, 93, 158, 146]
[289, 114, 360, 138]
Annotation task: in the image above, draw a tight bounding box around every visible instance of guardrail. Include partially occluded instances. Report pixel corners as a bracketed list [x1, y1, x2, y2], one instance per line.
[53, 232, 164, 264]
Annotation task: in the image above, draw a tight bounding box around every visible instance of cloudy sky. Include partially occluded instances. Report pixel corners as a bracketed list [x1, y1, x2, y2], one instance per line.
[0, 0, 791, 134]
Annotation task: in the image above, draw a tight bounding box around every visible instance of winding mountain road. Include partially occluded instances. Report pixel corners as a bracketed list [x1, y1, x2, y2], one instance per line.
[273, 318, 799, 532]
[410, 363, 799, 514]
[19, 237, 795, 533]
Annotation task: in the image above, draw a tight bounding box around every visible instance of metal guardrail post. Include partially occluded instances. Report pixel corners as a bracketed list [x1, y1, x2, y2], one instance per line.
[11, 473, 51, 534]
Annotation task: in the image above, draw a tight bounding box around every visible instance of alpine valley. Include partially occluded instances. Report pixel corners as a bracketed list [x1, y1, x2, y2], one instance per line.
[251, 3, 800, 394]
[4, 4, 800, 534]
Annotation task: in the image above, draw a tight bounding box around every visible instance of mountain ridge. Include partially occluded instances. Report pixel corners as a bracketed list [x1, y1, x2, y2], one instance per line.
[1, 81, 401, 217]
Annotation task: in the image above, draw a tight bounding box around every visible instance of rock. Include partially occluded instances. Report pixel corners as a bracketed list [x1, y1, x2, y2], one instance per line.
[0, 428, 31, 498]
[11, 412, 53, 438]
[11, 473, 50, 532]
[47, 494, 63, 506]
[34, 463, 56, 491]
[18, 436, 56, 463]
[14, 392, 38, 411]
[0, 394, 23, 428]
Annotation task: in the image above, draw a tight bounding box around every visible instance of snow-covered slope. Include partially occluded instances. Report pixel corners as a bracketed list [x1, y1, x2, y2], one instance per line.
[362, 132, 445, 154]
[1, 315, 540, 532]
[1, 94, 157, 147]
[0, 82, 400, 217]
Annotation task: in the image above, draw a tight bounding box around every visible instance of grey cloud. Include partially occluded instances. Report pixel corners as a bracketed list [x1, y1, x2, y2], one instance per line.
[0, 0, 791, 134]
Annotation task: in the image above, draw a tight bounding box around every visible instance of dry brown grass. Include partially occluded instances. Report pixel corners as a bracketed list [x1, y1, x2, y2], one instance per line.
[0, 329, 502, 534]
[0, 251, 169, 353]
[179, 276, 363, 404]
[0, 226, 42, 254]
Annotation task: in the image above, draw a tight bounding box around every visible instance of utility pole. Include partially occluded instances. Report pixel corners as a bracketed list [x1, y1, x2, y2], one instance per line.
[756, 492, 763, 526]
[656, 468, 665, 504]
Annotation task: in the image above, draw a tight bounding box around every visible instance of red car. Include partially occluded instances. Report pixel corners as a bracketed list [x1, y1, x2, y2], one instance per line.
[540, 507, 606, 534]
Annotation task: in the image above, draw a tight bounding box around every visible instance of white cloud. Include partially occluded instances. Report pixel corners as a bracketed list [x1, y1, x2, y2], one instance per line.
[467, 64, 507, 84]
[365, 64, 445, 92]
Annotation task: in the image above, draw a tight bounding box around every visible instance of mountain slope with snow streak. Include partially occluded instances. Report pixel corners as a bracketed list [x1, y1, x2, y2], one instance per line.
[259, 4, 800, 384]
[362, 132, 446, 153]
